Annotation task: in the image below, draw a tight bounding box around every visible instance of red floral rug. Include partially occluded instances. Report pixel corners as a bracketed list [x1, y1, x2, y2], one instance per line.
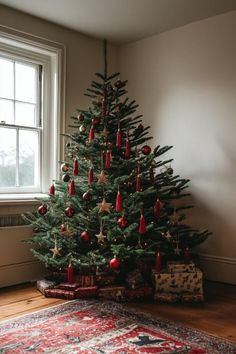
[0, 300, 235, 353]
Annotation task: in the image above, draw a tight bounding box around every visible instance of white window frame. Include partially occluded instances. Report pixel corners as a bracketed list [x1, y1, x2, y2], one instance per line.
[0, 29, 65, 201]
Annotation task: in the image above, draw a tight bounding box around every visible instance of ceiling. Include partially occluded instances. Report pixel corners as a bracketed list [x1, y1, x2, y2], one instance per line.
[1, 0, 236, 44]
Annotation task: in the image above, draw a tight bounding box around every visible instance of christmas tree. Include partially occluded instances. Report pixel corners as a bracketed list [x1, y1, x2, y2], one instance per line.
[23, 41, 210, 277]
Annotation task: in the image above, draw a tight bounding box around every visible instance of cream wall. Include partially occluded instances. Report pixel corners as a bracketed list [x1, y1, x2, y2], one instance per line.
[119, 11, 236, 283]
[0, 4, 119, 287]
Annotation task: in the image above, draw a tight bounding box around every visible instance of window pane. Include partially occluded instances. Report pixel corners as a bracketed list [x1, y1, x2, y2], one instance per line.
[15, 63, 37, 103]
[0, 58, 14, 99]
[0, 127, 16, 187]
[19, 129, 39, 187]
[0, 99, 14, 124]
[15, 102, 36, 127]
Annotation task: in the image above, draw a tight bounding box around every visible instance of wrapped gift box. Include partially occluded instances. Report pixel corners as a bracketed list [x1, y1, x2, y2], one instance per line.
[37, 279, 56, 295]
[125, 286, 153, 301]
[154, 292, 180, 303]
[126, 269, 144, 289]
[98, 286, 126, 302]
[152, 268, 203, 294]
[167, 261, 196, 273]
[44, 288, 75, 300]
[75, 286, 98, 298]
[96, 274, 117, 287]
[58, 282, 81, 291]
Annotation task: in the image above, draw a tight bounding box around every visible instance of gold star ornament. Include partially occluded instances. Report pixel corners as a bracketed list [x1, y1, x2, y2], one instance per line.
[95, 229, 107, 244]
[97, 198, 112, 213]
[97, 170, 108, 184]
[100, 127, 109, 138]
[50, 240, 62, 258]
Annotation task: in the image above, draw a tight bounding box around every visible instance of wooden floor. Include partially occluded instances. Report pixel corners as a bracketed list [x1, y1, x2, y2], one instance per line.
[0, 281, 235, 343]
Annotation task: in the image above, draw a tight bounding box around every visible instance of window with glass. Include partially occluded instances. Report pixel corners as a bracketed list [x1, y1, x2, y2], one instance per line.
[0, 56, 42, 193]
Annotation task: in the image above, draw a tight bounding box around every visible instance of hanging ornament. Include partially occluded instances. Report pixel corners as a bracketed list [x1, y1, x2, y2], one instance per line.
[77, 113, 84, 122]
[62, 174, 70, 182]
[73, 158, 79, 176]
[83, 190, 92, 201]
[61, 163, 69, 172]
[88, 166, 94, 186]
[155, 252, 162, 272]
[114, 79, 122, 89]
[136, 174, 141, 192]
[164, 231, 172, 241]
[184, 247, 191, 264]
[102, 96, 106, 116]
[38, 205, 47, 215]
[174, 242, 181, 256]
[141, 145, 151, 155]
[149, 166, 155, 184]
[97, 198, 112, 213]
[97, 170, 108, 184]
[65, 206, 74, 218]
[81, 230, 91, 242]
[109, 256, 120, 270]
[96, 221, 107, 243]
[88, 124, 95, 143]
[116, 127, 122, 148]
[79, 124, 86, 133]
[60, 224, 74, 237]
[49, 183, 55, 195]
[154, 198, 161, 218]
[68, 179, 75, 196]
[92, 117, 100, 125]
[100, 126, 109, 138]
[125, 132, 130, 159]
[67, 263, 74, 284]
[137, 124, 144, 131]
[50, 239, 62, 258]
[138, 211, 146, 234]
[105, 143, 111, 169]
[115, 189, 122, 212]
[118, 216, 128, 228]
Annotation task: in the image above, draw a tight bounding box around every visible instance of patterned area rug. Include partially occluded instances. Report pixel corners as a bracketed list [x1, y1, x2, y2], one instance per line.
[0, 300, 235, 353]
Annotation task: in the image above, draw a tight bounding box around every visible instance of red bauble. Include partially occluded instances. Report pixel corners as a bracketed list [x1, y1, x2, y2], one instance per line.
[49, 183, 55, 195]
[38, 205, 47, 215]
[141, 145, 151, 155]
[61, 163, 69, 172]
[81, 230, 90, 242]
[77, 113, 84, 122]
[118, 216, 128, 228]
[109, 257, 120, 270]
[73, 159, 79, 176]
[65, 206, 74, 218]
[92, 117, 100, 125]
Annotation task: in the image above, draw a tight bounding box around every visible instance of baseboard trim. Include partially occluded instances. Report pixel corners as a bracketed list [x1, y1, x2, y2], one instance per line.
[0, 260, 44, 288]
[199, 253, 236, 285]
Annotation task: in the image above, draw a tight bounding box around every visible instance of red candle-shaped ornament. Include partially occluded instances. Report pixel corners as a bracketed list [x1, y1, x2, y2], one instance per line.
[115, 190, 122, 212]
[184, 247, 191, 264]
[154, 198, 161, 218]
[102, 97, 106, 116]
[67, 263, 74, 284]
[68, 179, 75, 196]
[88, 166, 94, 186]
[88, 125, 95, 143]
[73, 158, 79, 176]
[49, 183, 55, 195]
[105, 149, 111, 169]
[136, 174, 141, 192]
[125, 138, 130, 159]
[155, 252, 161, 272]
[116, 128, 122, 148]
[138, 211, 146, 234]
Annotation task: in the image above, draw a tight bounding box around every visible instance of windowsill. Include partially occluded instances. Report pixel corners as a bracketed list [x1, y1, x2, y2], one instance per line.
[0, 193, 48, 205]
